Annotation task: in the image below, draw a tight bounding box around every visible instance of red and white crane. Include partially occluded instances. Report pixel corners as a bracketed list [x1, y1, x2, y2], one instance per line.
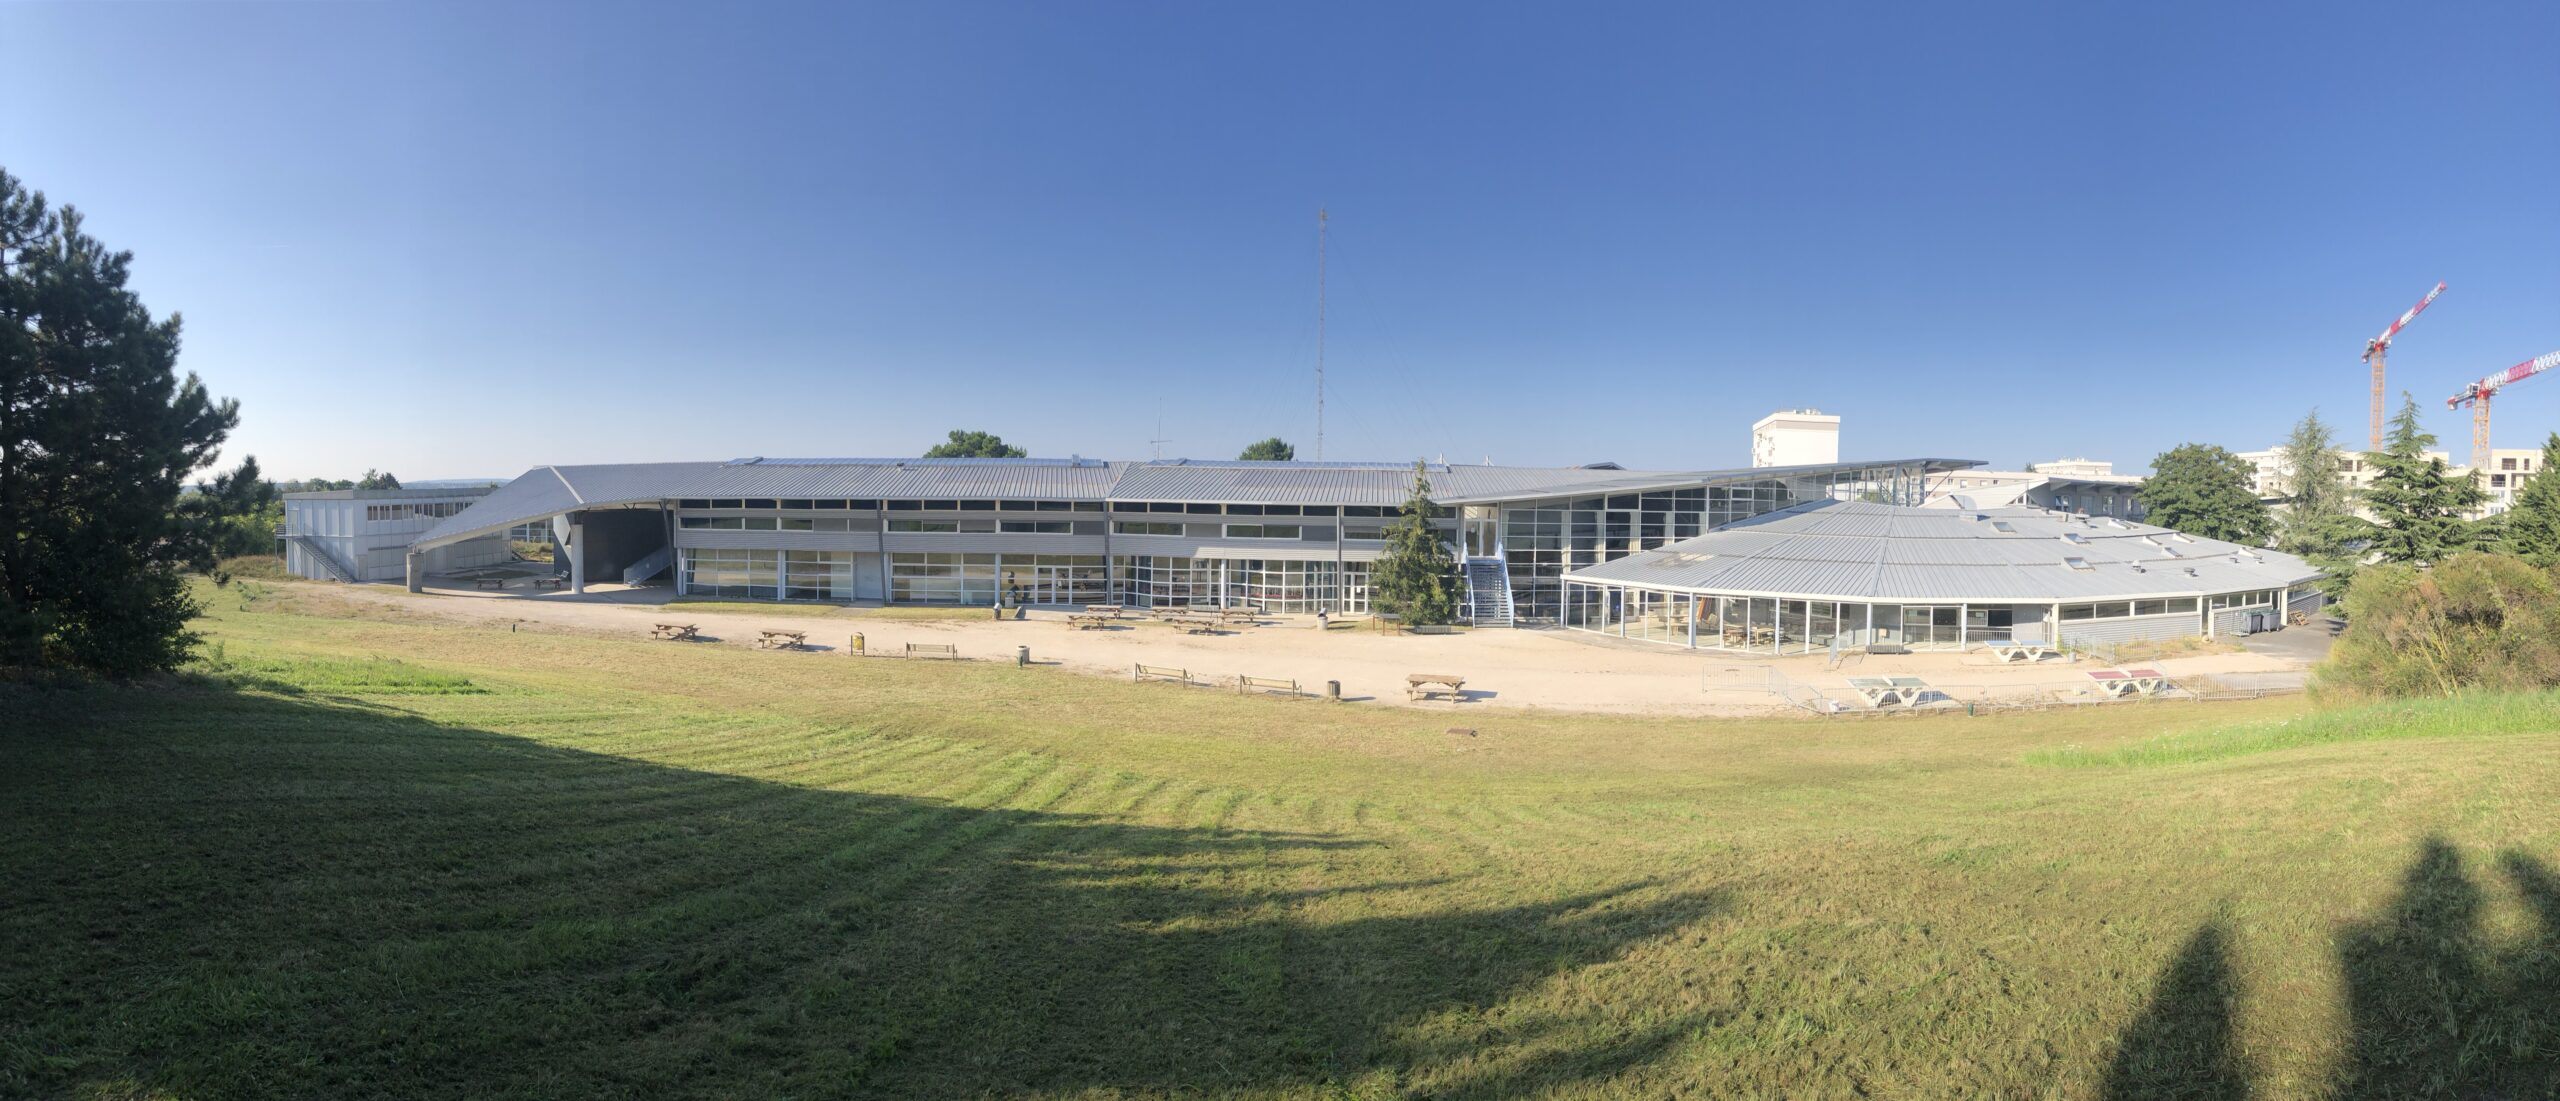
[2365, 281, 2446, 451]
[2447, 348, 2560, 472]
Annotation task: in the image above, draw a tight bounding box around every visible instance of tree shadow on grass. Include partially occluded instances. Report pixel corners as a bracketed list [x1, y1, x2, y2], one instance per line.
[0, 685, 1729, 1100]
[2103, 919, 2248, 1101]
[2332, 838, 2560, 1099]
[2102, 837, 2560, 1101]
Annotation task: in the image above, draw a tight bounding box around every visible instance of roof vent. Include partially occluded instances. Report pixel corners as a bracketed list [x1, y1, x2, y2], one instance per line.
[2184, 567, 2198, 577]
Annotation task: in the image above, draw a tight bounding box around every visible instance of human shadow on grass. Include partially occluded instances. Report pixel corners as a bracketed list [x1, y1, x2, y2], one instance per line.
[2101, 838, 2560, 1101]
[2, 685, 1730, 1101]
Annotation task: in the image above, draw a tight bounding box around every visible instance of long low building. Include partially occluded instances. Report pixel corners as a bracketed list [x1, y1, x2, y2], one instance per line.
[404, 456, 1967, 623]
[1558, 500, 2323, 651]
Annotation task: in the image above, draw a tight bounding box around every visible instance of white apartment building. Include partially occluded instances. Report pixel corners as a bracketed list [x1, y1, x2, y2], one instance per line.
[1751, 409, 1840, 468]
[2237, 446, 2537, 519]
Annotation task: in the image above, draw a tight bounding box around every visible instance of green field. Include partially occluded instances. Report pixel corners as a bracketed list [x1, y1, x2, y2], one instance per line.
[5, 582, 2558, 1099]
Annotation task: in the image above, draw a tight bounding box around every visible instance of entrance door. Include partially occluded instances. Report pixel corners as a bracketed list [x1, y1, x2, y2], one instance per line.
[853, 553, 885, 600]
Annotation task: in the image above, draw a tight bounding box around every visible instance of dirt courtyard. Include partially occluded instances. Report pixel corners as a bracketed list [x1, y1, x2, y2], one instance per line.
[313, 577, 2316, 717]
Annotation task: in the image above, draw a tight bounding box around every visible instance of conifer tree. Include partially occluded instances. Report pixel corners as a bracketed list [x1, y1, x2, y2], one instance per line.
[0, 168, 258, 674]
[1370, 460, 1457, 625]
[2499, 431, 2560, 567]
[2273, 409, 2367, 591]
[2363, 393, 2485, 565]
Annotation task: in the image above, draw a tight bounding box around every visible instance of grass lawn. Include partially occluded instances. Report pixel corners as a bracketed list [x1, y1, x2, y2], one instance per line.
[5, 582, 2558, 1098]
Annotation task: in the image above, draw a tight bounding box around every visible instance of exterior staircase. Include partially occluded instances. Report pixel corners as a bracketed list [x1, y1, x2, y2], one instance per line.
[283, 533, 360, 583]
[623, 545, 676, 586]
[1462, 556, 1515, 628]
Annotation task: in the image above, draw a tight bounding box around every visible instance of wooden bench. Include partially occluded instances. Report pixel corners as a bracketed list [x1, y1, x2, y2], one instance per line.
[1161, 616, 1221, 634]
[1134, 663, 1197, 686]
[1215, 607, 1262, 624]
[1407, 673, 1466, 702]
[906, 642, 958, 660]
[756, 629, 808, 650]
[1066, 614, 1117, 631]
[474, 577, 506, 590]
[532, 576, 566, 591]
[1237, 674, 1300, 698]
[1864, 643, 1912, 656]
[650, 622, 700, 641]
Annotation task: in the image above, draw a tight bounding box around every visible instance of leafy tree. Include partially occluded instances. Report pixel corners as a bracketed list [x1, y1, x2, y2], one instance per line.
[2499, 432, 2560, 567]
[2315, 553, 2560, 700]
[2272, 409, 2367, 593]
[1238, 437, 1295, 461]
[1369, 460, 1457, 626]
[922, 430, 1027, 459]
[0, 168, 258, 674]
[2363, 393, 2485, 565]
[2137, 443, 2271, 545]
[356, 469, 400, 490]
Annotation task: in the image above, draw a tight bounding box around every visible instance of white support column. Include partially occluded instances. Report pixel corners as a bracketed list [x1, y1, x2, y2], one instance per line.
[568, 518, 587, 594]
[406, 551, 422, 593]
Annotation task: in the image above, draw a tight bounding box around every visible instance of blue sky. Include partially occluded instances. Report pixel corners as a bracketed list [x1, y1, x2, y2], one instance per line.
[8, 1, 2559, 480]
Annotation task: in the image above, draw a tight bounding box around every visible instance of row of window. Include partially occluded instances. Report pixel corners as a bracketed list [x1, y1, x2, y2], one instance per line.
[2058, 598, 2202, 622]
[366, 502, 468, 522]
[671, 497, 1418, 515]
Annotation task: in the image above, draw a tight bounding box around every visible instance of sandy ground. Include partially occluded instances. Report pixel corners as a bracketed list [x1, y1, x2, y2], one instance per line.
[307, 575, 2315, 717]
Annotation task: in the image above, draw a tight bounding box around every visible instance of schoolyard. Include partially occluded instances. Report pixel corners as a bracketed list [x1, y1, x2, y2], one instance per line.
[3, 575, 2555, 1098]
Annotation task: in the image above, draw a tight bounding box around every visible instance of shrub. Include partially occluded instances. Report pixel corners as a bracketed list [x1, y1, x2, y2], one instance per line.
[2315, 552, 2560, 700]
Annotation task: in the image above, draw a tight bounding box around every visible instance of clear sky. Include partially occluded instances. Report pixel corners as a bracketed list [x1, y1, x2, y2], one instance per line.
[8, 1, 2558, 480]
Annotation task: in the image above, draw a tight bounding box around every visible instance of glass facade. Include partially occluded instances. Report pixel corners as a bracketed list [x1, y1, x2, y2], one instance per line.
[890, 552, 997, 604]
[998, 555, 1110, 605]
[682, 548, 778, 599]
[1109, 556, 1356, 614]
[782, 550, 853, 601]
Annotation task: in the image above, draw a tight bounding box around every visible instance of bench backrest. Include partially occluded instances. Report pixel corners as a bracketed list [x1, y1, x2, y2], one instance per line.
[1239, 675, 1294, 690]
[1135, 664, 1190, 681]
[907, 642, 955, 655]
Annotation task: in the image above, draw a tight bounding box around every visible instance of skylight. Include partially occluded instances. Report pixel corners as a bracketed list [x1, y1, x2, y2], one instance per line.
[2064, 556, 2093, 571]
[2062, 532, 2088, 545]
[1992, 521, 2016, 533]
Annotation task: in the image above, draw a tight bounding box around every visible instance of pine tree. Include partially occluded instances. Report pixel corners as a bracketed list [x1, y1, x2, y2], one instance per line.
[1370, 460, 1457, 626]
[2500, 432, 2560, 566]
[0, 168, 258, 674]
[2363, 393, 2485, 565]
[2272, 409, 2367, 592]
[2138, 443, 2272, 545]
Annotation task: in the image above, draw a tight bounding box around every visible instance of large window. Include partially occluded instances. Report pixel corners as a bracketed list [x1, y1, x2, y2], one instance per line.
[683, 549, 776, 599]
[1224, 524, 1302, 540]
[1112, 521, 1183, 536]
[1226, 559, 1336, 614]
[997, 555, 1109, 604]
[783, 550, 853, 601]
[890, 552, 995, 604]
[1113, 556, 1222, 608]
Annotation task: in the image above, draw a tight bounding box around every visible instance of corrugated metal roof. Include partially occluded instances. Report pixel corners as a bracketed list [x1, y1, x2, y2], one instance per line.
[412, 456, 1985, 553]
[1563, 500, 2320, 601]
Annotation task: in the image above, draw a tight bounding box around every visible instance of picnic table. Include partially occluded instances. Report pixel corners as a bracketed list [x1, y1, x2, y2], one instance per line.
[474, 577, 506, 590]
[533, 576, 567, 590]
[1085, 604, 1126, 616]
[651, 622, 700, 641]
[1067, 614, 1116, 630]
[1846, 675, 1930, 707]
[1407, 673, 1466, 702]
[1161, 616, 1221, 634]
[1980, 636, 2054, 663]
[756, 629, 808, 650]
[2086, 668, 2170, 698]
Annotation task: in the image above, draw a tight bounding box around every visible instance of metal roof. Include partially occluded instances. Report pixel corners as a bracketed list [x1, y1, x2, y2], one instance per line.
[1562, 500, 2320, 603]
[409, 455, 1981, 552]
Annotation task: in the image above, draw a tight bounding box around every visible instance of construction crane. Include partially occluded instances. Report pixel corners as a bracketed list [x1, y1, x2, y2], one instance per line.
[2447, 348, 2560, 471]
[2364, 282, 2447, 451]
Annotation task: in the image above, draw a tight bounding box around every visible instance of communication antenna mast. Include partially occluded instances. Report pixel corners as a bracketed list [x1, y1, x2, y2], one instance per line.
[1315, 207, 1328, 461]
[1149, 414, 1170, 461]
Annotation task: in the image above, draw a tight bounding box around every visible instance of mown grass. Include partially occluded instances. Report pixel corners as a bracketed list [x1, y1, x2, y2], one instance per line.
[2028, 689, 2560, 768]
[4, 581, 2558, 1098]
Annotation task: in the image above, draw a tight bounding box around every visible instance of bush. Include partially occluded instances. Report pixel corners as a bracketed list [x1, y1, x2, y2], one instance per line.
[2315, 552, 2560, 700]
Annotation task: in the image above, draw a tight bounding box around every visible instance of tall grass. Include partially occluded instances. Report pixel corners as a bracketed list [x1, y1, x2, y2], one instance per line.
[2027, 689, 2560, 768]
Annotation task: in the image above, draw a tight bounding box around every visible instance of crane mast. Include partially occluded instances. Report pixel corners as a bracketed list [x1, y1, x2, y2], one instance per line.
[2365, 282, 2445, 450]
